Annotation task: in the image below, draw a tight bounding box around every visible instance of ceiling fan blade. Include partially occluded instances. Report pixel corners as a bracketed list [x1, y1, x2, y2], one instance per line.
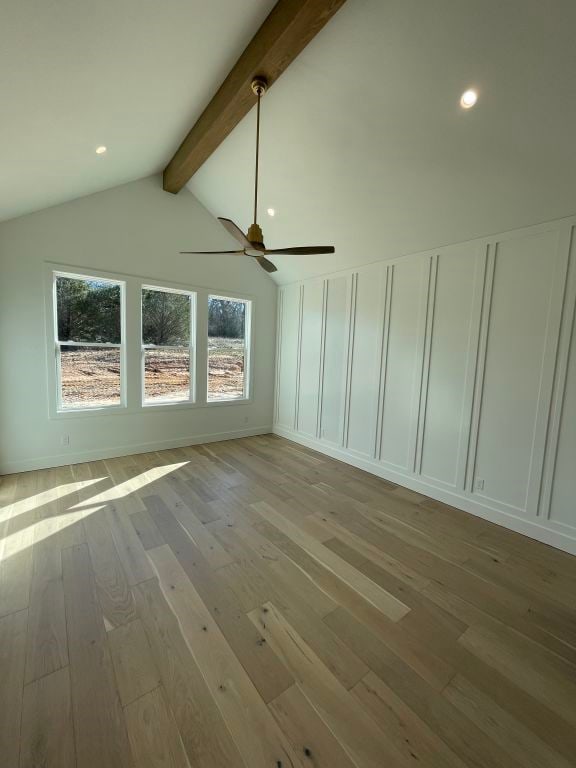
[256, 255, 277, 273]
[218, 218, 253, 249]
[264, 246, 335, 255]
[180, 250, 245, 254]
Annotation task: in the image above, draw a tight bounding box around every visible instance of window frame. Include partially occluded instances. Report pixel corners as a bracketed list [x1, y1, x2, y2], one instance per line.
[140, 284, 197, 408]
[44, 262, 256, 419]
[207, 294, 252, 404]
[51, 270, 127, 414]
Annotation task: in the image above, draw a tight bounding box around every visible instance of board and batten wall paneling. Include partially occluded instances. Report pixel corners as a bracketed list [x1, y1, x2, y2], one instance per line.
[319, 276, 350, 445]
[275, 284, 301, 430]
[274, 215, 576, 555]
[296, 281, 324, 437]
[470, 230, 567, 517]
[548, 226, 576, 528]
[418, 244, 485, 488]
[344, 264, 387, 458]
[378, 256, 430, 472]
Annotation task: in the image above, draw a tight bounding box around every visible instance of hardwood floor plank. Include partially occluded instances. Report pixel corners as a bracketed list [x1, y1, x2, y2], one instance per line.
[147, 544, 304, 768]
[325, 605, 523, 768]
[106, 502, 155, 586]
[108, 618, 161, 706]
[444, 674, 573, 768]
[24, 520, 68, 684]
[269, 684, 357, 768]
[84, 508, 138, 630]
[249, 601, 410, 768]
[0, 509, 34, 618]
[62, 543, 133, 768]
[209, 522, 369, 689]
[153, 481, 234, 569]
[251, 500, 410, 621]
[5, 436, 576, 767]
[145, 494, 294, 703]
[211, 515, 339, 620]
[351, 671, 468, 768]
[20, 666, 76, 768]
[124, 686, 191, 768]
[129, 508, 164, 550]
[134, 578, 247, 768]
[420, 581, 576, 761]
[0, 609, 27, 767]
[459, 623, 576, 725]
[325, 535, 466, 637]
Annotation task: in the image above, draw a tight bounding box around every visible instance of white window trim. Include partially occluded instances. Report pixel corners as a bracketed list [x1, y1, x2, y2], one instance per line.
[141, 284, 197, 407]
[44, 262, 256, 418]
[207, 294, 252, 404]
[51, 270, 127, 415]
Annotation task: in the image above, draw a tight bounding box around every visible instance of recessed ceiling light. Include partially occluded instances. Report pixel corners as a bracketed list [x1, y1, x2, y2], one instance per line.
[95, 145, 107, 155]
[267, 207, 276, 217]
[460, 89, 478, 109]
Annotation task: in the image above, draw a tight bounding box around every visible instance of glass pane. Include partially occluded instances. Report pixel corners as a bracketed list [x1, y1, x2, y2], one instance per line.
[56, 276, 121, 343]
[208, 297, 246, 401]
[144, 348, 190, 404]
[142, 289, 190, 345]
[60, 346, 121, 408]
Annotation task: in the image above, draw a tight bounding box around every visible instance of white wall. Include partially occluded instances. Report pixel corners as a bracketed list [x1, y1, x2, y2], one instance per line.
[0, 176, 277, 473]
[274, 216, 576, 555]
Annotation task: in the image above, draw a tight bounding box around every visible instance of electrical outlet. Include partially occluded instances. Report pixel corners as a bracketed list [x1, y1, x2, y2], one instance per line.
[61, 434, 70, 447]
[474, 478, 485, 491]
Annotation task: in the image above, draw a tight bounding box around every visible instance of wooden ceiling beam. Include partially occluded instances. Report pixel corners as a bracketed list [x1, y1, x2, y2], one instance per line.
[163, 0, 348, 194]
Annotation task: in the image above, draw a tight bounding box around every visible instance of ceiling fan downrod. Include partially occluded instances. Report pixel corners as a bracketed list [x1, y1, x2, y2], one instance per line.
[247, 77, 268, 247]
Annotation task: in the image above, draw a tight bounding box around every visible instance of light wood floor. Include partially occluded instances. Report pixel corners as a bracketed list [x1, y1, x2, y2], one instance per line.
[1, 435, 576, 768]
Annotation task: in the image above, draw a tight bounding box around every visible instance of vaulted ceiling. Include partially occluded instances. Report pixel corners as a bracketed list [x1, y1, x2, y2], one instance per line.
[189, 0, 576, 283]
[3, 1, 576, 285]
[0, 0, 275, 222]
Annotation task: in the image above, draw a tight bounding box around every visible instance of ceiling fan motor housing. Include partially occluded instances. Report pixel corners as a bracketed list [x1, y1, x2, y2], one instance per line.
[247, 222, 265, 247]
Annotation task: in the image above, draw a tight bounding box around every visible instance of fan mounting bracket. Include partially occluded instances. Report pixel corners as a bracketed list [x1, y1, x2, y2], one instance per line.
[251, 77, 268, 97]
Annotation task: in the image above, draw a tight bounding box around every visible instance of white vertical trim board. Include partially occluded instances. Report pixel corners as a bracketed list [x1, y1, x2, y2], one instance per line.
[465, 243, 496, 495]
[414, 254, 437, 475]
[273, 214, 576, 555]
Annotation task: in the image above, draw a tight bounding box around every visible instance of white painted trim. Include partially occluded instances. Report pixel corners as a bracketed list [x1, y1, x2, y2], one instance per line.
[413, 255, 436, 474]
[0, 426, 273, 475]
[465, 243, 496, 493]
[456, 244, 487, 492]
[294, 284, 304, 432]
[141, 284, 197, 407]
[540, 225, 576, 520]
[375, 265, 393, 461]
[373, 265, 391, 460]
[274, 214, 576, 552]
[525, 228, 570, 517]
[273, 288, 283, 426]
[342, 272, 358, 450]
[273, 425, 576, 556]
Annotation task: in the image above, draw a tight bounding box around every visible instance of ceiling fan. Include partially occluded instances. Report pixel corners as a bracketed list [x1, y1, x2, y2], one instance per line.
[181, 77, 335, 273]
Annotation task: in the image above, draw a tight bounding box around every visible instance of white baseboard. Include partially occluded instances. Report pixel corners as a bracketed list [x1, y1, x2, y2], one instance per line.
[273, 425, 576, 557]
[0, 426, 273, 475]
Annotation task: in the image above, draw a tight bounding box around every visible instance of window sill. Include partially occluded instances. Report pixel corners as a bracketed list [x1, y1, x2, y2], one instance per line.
[49, 398, 252, 419]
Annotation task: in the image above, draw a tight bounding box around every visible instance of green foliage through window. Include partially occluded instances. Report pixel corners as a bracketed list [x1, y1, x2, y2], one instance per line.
[142, 288, 191, 346]
[208, 297, 245, 339]
[56, 276, 121, 343]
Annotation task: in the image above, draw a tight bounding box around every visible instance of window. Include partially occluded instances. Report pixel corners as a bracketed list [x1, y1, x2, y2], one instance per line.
[141, 286, 195, 405]
[54, 272, 124, 410]
[207, 295, 250, 401]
